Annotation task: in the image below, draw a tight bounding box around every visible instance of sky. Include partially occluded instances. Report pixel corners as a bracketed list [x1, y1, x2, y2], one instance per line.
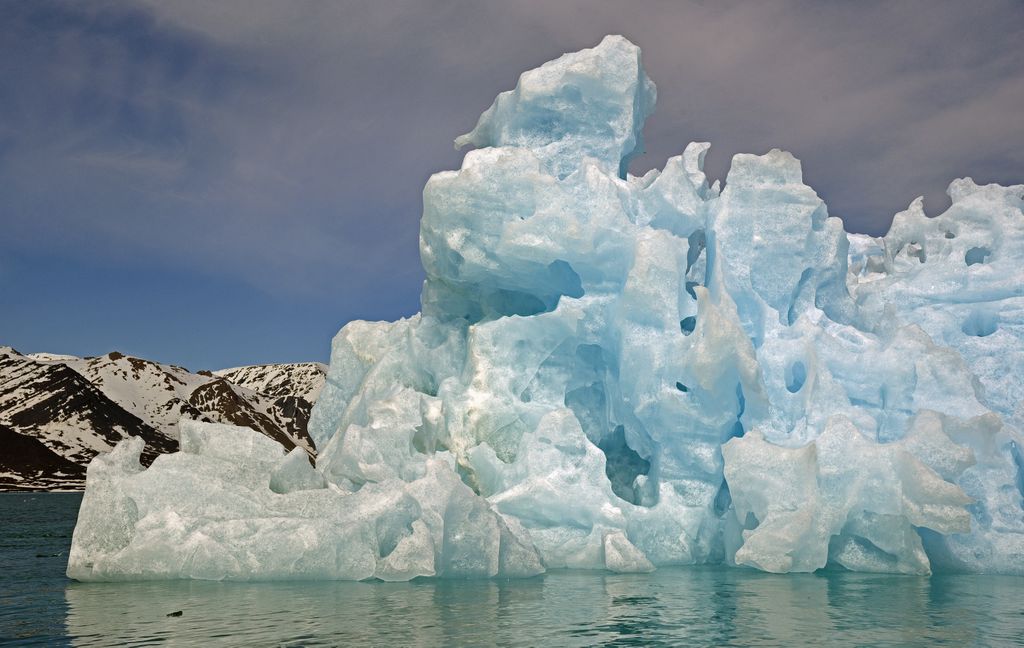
[1, 0, 1022, 370]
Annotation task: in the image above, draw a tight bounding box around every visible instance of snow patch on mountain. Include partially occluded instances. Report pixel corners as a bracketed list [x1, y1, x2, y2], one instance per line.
[215, 362, 327, 402]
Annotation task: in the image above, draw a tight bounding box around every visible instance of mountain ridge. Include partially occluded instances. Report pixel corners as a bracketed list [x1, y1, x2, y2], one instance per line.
[0, 346, 326, 490]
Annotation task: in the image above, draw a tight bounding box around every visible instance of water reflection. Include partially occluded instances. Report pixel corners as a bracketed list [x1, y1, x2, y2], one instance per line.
[63, 568, 1024, 647]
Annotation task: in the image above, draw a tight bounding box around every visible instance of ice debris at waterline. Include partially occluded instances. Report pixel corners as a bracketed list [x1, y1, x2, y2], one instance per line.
[68, 36, 1024, 581]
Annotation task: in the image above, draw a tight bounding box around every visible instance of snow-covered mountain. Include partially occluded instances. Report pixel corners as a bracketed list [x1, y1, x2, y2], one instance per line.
[0, 346, 325, 490]
[215, 362, 326, 400]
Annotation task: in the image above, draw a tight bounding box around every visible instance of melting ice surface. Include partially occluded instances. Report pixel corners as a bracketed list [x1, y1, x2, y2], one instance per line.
[68, 36, 1024, 581]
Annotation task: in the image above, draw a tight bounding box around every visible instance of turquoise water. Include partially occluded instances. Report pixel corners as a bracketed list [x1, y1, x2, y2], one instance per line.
[2, 493, 1023, 647]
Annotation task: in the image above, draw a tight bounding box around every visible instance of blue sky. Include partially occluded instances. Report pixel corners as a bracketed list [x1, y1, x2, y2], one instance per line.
[1, 0, 1021, 369]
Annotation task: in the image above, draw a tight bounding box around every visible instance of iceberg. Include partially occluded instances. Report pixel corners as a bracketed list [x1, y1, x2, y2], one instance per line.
[68, 35, 1024, 581]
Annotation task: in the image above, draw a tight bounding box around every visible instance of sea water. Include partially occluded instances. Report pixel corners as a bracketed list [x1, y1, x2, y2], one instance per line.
[2, 493, 1023, 647]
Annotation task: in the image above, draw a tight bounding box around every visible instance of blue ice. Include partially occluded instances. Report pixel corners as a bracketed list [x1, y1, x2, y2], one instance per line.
[69, 36, 1024, 580]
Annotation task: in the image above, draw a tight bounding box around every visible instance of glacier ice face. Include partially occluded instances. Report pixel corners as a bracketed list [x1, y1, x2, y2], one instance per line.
[69, 35, 1024, 581]
[68, 420, 543, 581]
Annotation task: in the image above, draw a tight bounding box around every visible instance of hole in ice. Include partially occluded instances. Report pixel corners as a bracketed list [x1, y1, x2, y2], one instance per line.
[520, 388, 532, 403]
[686, 229, 706, 273]
[547, 260, 584, 298]
[729, 420, 744, 438]
[728, 385, 746, 438]
[412, 424, 436, 454]
[675, 382, 689, 393]
[480, 260, 585, 319]
[944, 231, 956, 239]
[785, 361, 807, 393]
[961, 310, 998, 337]
[565, 379, 608, 445]
[713, 481, 732, 516]
[376, 519, 413, 559]
[680, 316, 696, 335]
[906, 241, 926, 263]
[597, 426, 651, 506]
[742, 511, 759, 530]
[484, 289, 548, 318]
[827, 534, 901, 571]
[965, 246, 991, 266]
